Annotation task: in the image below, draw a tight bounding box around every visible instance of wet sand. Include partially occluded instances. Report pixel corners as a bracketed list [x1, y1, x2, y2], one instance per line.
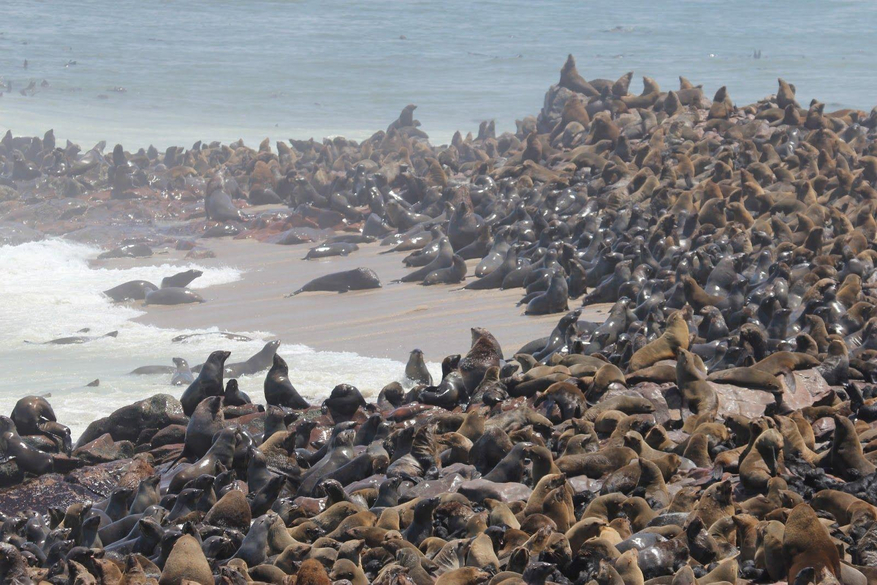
[125, 238, 610, 362]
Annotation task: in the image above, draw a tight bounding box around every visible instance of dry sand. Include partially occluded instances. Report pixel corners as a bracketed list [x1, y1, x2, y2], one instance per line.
[119, 238, 609, 362]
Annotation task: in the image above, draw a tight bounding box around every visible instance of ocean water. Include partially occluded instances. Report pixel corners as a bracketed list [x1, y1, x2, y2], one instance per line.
[0, 240, 439, 439]
[1, 0, 876, 149]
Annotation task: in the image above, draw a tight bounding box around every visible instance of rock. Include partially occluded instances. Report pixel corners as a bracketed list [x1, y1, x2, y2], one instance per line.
[75, 394, 186, 448]
[538, 84, 576, 133]
[0, 185, 19, 202]
[0, 221, 41, 245]
[65, 457, 153, 496]
[149, 444, 184, 462]
[185, 249, 215, 260]
[73, 433, 134, 464]
[0, 474, 97, 514]
[0, 458, 24, 488]
[117, 456, 156, 489]
[151, 424, 187, 448]
[710, 369, 829, 419]
[403, 473, 467, 499]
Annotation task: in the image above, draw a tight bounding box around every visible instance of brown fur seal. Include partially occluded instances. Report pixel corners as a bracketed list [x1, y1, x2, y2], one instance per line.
[676, 349, 718, 430]
[459, 330, 503, 393]
[559, 54, 599, 97]
[264, 354, 310, 409]
[628, 311, 689, 372]
[180, 350, 229, 416]
[706, 367, 782, 392]
[783, 503, 841, 583]
[159, 534, 213, 585]
[830, 414, 876, 479]
[296, 558, 332, 585]
[556, 446, 637, 478]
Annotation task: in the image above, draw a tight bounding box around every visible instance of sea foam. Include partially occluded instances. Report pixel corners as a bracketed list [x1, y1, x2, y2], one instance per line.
[0, 239, 439, 439]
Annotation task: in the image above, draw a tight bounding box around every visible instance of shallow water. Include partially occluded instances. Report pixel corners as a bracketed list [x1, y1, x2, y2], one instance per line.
[0, 240, 440, 439]
[1, 0, 876, 148]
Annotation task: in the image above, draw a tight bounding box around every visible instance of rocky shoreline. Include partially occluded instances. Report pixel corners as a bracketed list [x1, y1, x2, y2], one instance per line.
[2, 54, 877, 584]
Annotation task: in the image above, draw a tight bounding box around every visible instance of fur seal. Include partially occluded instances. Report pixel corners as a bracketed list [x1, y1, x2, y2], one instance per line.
[783, 503, 841, 583]
[205, 187, 244, 222]
[525, 272, 569, 315]
[405, 349, 432, 385]
[263, 354, 309, 409]
[159, 534, 213, 584]
[160, 269, 203, 289]
[223, 340, 280, 377]
[459, 330, 502, 393]
[180, 350, 229, 416]
[144, 287, 205, 305]
[104, 280, 158, 302]
[628, 311, 689, 372]
[289, 268, 381, 295]
[323, 384, 367, 420]
[171, 358, 194, 386]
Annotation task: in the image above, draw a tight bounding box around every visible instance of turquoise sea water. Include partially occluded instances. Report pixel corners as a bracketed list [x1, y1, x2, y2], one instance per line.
[1, 0, 876, 148]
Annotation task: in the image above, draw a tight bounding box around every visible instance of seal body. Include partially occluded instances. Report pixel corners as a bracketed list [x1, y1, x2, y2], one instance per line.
[264, 354, 310, 409]
[291, 268, 381, 295]
[180, 350, 230, 416]
[144, 287, 205, 305]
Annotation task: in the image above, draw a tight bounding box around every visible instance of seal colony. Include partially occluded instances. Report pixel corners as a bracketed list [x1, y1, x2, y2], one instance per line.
[3, 54, 877, 584]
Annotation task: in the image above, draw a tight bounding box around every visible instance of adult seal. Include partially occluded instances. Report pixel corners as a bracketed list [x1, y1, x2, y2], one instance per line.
[144, 287, 205, 305]
[264, 354, 310, 409]
[304, 242, 359, 260]
[180, 350, 230, 416]
[423, 254, 467, 285]
[171, 358, 194, 386]
[405, 349, 432, 385]
[288, 268, 381, 295]
[205, 187, 244, 222]
[323, 384, 367, 421]
[224, 340, 280, 378]
[161, 269, 203, 289]
[103, 280, 158, 302]
[525, 272, 570, 315]
[459, 329, 503, 393]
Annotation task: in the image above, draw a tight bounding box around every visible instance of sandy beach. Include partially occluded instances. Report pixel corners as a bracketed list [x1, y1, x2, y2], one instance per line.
[117, 238, 611, 362]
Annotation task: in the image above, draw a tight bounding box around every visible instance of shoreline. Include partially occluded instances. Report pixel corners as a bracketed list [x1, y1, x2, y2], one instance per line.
[106, 237, 611, 362]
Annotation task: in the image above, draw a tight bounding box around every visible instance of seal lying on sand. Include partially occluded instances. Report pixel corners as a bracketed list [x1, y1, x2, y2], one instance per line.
[288, 268, 381, 295]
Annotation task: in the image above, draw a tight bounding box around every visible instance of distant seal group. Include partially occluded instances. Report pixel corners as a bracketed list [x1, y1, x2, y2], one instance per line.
[4, 53, 877, 585]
